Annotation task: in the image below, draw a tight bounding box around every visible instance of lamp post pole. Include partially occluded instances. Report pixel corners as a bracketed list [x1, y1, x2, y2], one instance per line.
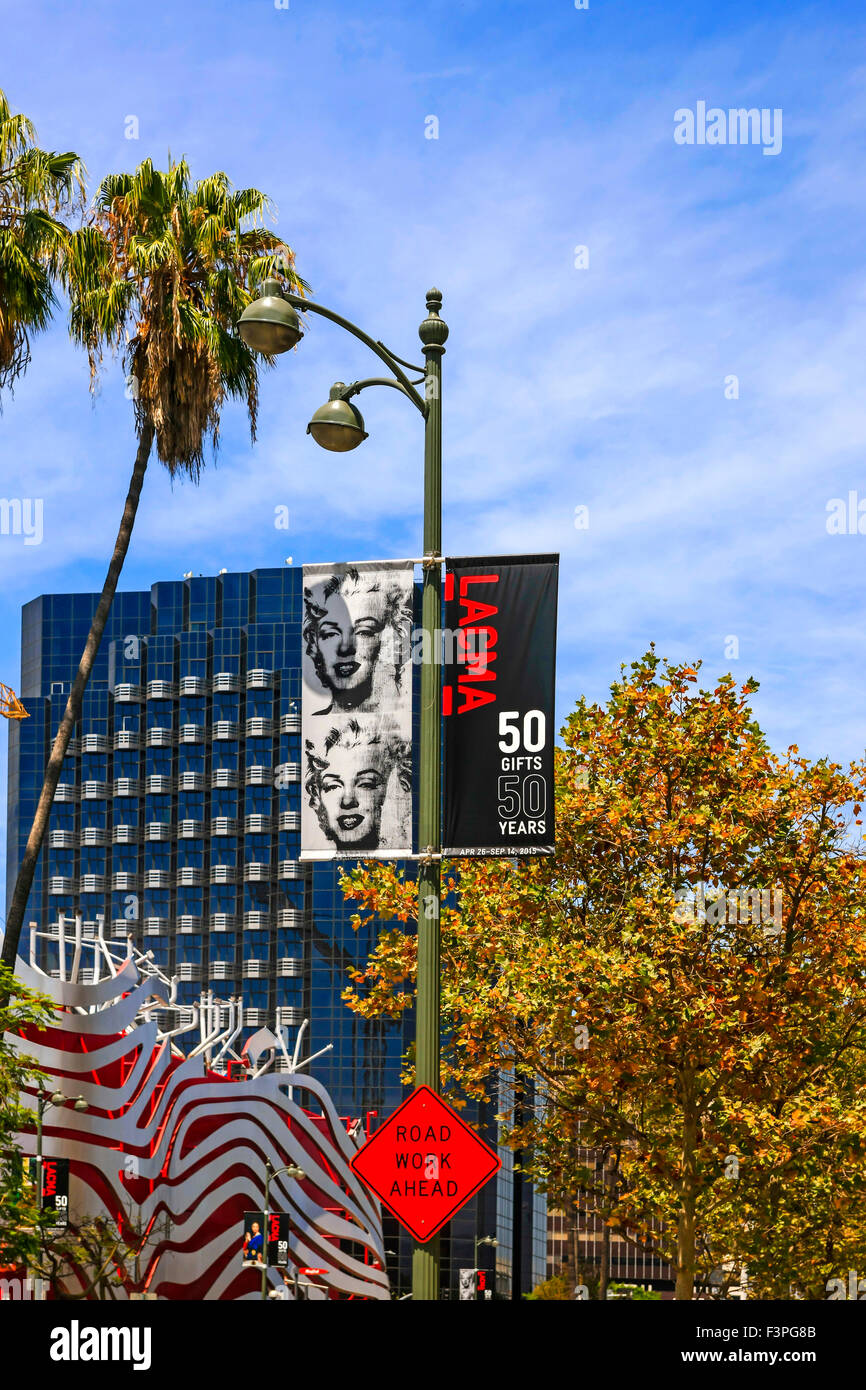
[413, 290, 447, 1301]
[238, 282, 448, 1303]
[33, 1088, 47, 1303]
[36, 1086, 45, 1171]
[260, 1161, 273, 1303]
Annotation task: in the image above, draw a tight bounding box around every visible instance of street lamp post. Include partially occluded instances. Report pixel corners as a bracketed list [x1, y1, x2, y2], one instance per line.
[239, 281, 448, 1303]
[260, 1159, 306, 1301]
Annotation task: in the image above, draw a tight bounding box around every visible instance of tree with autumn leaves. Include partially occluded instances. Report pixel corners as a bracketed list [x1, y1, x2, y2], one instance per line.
[341, 650, 866, 1299]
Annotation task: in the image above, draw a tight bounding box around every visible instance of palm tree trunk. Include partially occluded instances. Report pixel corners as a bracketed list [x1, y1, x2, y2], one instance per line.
[1, 423, 154, 976]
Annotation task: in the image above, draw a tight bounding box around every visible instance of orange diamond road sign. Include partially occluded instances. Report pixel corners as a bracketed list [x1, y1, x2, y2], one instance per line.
[350, 1085, 501, 1243]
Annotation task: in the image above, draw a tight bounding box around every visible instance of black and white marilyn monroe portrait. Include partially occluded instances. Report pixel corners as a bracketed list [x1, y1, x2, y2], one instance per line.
[302, 567, 413, 717]
[304, 718, 411, 852]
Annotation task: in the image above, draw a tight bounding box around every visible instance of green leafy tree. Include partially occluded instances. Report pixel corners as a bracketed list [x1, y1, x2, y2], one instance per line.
[341, 652, 866, 1299]
[0, 85, 83, 393]
[0, 964, 55, 1271]
[35, 1206, 170, 1299]
[608, 1282, 661, 1301]
[526, 1273, 572, 1300]
[2, 156, 308, 974]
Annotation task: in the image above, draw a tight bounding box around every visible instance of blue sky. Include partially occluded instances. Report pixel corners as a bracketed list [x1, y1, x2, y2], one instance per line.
[2, 0, 866, 905]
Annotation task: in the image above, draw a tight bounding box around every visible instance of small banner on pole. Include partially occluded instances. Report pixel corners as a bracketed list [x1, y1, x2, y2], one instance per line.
[241, 1211, 266, 1265]
[267, 1212, 290, 1267]
[29, 1157, 69, 1228]
[443, 553, 558, 857]
[301, 561, 414, 859]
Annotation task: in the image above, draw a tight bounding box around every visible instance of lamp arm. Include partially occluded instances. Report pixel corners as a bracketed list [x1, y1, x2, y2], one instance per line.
[375, 343, 426, 374]
[339, 377, 425, 405]
[270, 1161, 304, 1183]
[282, 294, 427, 415]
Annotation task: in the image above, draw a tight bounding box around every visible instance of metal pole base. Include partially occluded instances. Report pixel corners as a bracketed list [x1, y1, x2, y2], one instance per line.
[411, 1234, 441, 1300]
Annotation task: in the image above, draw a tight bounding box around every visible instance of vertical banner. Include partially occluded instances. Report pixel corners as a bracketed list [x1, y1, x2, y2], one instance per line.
[301, 561, 414, 859]
[241, 1211, 266, 1264]
[444, 554, 558, 857]
[267, 1212, 290, 1267]
[31, 1157, 69, 1228]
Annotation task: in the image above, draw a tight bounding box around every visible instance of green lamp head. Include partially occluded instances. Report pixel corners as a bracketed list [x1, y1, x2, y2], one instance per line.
[238, 277, 304, 354]
[306, 383, 368, 452]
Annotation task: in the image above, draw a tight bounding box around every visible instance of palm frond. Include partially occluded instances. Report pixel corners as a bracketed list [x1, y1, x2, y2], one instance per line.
[95, 172, 134, 209]
[62, 226, 112, 292]
[0, 87, 83, 395]
[193, 171, 232, 212]
[128, 229, 181, 272]
[0, 109, 36, 163]
[192, 212, 229, 259]
[62, 153, 306, 462]
[230, 186, 275, 224]
[248, 251, 310, 297]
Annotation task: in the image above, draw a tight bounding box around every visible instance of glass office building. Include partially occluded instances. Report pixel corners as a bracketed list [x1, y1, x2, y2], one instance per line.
[6, 566, 544, 1296]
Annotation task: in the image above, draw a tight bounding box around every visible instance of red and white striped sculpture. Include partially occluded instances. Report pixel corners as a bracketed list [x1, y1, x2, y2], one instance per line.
[10, 923, 389, 1300]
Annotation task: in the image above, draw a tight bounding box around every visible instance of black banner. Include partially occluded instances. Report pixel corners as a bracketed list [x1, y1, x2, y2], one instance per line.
[266, 1213, 290, 1267]
[443, 554, 558, 856]
[29, 1157, 69, 1228]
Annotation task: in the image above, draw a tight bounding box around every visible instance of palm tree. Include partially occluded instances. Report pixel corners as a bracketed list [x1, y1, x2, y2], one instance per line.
[1, 156, 308, 972]
[0, 86, 83, 394]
